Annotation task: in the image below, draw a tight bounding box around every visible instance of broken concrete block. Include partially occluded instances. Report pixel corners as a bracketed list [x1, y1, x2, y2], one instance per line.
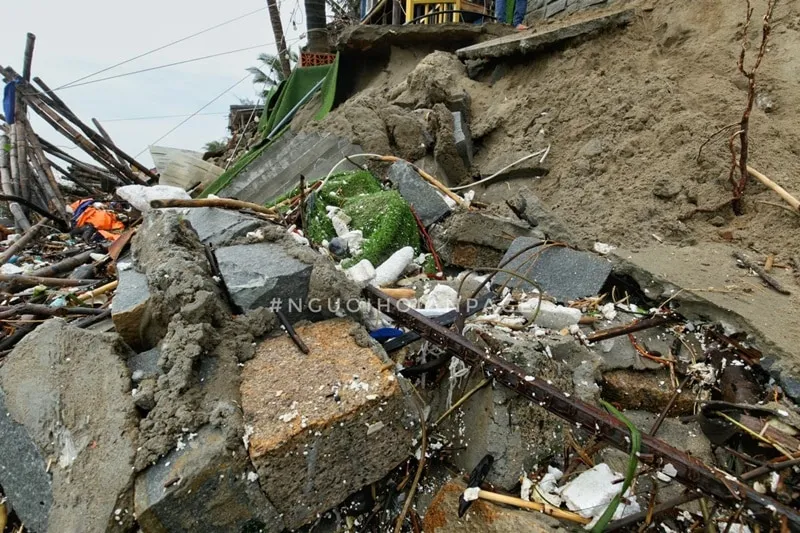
[506, 187, 573, 243]
[241, 318, 415, 529]
[215, 242, 313, 317]
[456, 8, 635, 60]
[433, 103, 470, 186]
[111, 265, 150, 348]
[602, 369, 696, 415]
[345, 258, 376, 286]
[0, 319, 138, 533]
[424, 480, 561, 532]
[431, 210, 543, 269]
[442, 333, 573, 488]
[134, 425, 283, 533]
[452, 111, 474, 167]
[389, 161, 451, 227]
[493, 237, 613, 302]
[181, 206, 263, 246]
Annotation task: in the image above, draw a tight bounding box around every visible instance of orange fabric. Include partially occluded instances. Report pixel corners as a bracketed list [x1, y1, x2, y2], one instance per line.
[70, 200, 125, 241]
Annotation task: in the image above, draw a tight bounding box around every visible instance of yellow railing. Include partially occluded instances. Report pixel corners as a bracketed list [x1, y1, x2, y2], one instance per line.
[404, 0, 487, 23]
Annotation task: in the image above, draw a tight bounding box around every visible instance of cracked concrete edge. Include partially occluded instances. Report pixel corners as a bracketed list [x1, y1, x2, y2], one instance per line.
[610, 252, 800, 400]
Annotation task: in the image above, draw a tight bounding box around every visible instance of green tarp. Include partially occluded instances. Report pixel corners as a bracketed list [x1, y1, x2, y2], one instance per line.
[201, 54, 340, 198]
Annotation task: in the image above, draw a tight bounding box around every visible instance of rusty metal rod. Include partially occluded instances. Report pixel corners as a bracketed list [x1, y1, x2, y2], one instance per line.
[586, 314, 678, 343]
[363, 286, 800, 529]
[275, 310, 309, 354]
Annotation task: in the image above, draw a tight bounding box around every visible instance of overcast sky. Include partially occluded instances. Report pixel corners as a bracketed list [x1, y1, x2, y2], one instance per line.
[1, 0, 306, 168]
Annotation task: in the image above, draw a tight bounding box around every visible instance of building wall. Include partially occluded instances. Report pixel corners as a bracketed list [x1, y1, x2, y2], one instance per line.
[527, 0, 612, 20]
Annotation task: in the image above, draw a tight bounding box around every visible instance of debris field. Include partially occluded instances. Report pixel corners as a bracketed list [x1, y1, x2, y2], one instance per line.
[2, 0, 800, 532]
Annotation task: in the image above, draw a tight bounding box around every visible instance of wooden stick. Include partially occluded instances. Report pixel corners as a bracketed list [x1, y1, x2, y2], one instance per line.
[77, 280, 118, 301]
[0, 133, 31, 231]
[377, 155, 465, 207]
[91, 118, 128, 169]
[764, 254, 775, 273]
[29, 249, 98, 278]
[15, 114, 31, 204]
[0, 274, 99, 288]
[733, 251, 790, 295]
[0, 303, 105, 320]
[149, 198, 278, 217]
[746, 164, 800, 212]
[475, 490, 591, 524]
[379, 287, 416, 299]
[26, 146, 66, 222]
[8, 124, 20, 198]
[0, 219, 46, 265]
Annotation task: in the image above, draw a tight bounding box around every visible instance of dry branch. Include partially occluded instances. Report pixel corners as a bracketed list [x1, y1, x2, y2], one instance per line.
[149, 198, 278, 217]
[734, 250, 790, 294]
[729, 0, 777, 212]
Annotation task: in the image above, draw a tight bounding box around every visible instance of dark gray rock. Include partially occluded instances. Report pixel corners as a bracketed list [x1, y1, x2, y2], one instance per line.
[216, 242, 313, 318]
[507, 187, 573, 243]
[134, 425, 283, 533]
[493, 237, 613, 302]
[182, 207, 263, 246]
[128, 347, 161, 383]
[389, 161, 451, 227]
[452, 111, 474, 167]
[0, 319, 139, 533]
[545, 0, 567, 17]
[431, 209, 544, 269]
[0, 388, 52, 533]
[328, 236, 349, 258]
[111, 265, 150, 349]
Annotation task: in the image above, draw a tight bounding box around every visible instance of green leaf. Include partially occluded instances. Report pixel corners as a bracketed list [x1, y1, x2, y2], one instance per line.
[591, 401, 641, 532]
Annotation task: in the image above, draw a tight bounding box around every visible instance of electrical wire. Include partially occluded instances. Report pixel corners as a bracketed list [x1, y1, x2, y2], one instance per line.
[135, 73, 252, 158]
[55, 6, 268, 90]
[53, 35, 304, 92]
[101, 112, 229, 123]
[56, 43, 277, 91]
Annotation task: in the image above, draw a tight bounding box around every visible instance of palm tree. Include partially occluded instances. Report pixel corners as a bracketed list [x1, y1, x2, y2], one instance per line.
[305, 0, 329, 52]
[247, 50, 299, 93]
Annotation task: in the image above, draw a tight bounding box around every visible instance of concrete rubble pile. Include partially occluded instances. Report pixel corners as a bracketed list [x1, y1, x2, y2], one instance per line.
[2, 6, 800, 533]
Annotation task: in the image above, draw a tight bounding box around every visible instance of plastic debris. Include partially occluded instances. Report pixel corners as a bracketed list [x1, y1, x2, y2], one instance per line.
[373, 246, 415, 287]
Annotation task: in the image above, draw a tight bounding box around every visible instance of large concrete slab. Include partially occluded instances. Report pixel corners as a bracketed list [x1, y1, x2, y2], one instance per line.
[218, 132, 362, 205]
[241, 318, 414, 530]
[456, 8, 635, 60]
[388, 161, 450, 227]
[612, 243, 800, 399]
[337, 23, 513, 53]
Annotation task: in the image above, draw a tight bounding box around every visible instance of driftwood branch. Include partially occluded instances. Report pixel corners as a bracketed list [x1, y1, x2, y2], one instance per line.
[734, 250, 790, 295]
[149, 198, 278, 217]
[0, 219, 46, 265]
[0, 273, 99, 288]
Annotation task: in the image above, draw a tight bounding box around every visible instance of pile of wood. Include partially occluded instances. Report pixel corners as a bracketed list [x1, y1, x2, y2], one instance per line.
[0, 33, 157, 232]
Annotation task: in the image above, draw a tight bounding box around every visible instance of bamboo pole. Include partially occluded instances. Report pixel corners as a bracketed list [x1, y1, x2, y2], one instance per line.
[0, 219, 46, 265]
[0, 134, 31, 231]
[746, 164, 800, 212]
[92, 118, 128, 169]
[29, 249, 98, 278]
[77, 280, 118, 301]
[21, 116, 68, 221]
[474, 490, 591, 524]
[0, 273, 99, 288]
[33, 76, 154, 183]
[45, 157, 96, 195]
[27, 149, 67, 222]
[0, 64, 137, 185]
[8, 125, 20, 198]
[15, 114, 30, 203]
[21, 33, 35, 82]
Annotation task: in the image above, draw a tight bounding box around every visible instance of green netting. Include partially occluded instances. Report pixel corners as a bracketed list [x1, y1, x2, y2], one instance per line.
[201, 55, 340, 199]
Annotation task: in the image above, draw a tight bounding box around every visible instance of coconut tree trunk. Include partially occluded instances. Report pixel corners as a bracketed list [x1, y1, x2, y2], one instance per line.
[266, 0, 292, 79]
[305, 0, 329, 52]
